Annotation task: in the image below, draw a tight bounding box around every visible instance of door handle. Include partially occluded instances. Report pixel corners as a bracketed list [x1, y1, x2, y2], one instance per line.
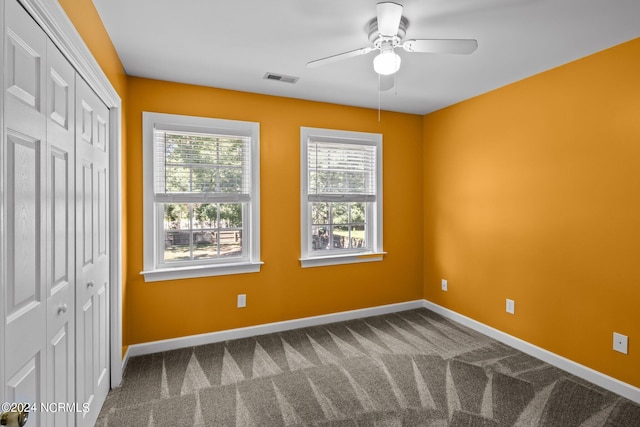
[1, 405, 29, 426]
[87, 280, 95, 288]
[57, 304, 68, 315]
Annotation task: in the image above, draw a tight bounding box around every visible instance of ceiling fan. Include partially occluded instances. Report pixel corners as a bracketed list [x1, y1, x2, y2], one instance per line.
[307, 2, 478, 90]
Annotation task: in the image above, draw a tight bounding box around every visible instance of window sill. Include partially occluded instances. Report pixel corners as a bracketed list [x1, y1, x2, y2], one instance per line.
[141, 261, 263, 282]
[299, 252, 386, 268]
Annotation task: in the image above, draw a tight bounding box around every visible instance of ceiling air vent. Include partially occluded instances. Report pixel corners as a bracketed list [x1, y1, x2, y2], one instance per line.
[263, 72, 299, 84]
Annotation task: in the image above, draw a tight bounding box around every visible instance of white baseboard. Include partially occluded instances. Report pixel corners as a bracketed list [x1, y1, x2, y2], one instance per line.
[121, 346, 131, 376]
[422, 300, 640, 404]
[121, 298, 639, 404]
[124, 300, 424, 363]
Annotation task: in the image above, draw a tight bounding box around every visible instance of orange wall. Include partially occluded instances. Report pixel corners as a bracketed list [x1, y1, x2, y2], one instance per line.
[423, 37, 640, 388]
[125, 77, 424, 344]
[57, 0, 130, 350]
[57, 0, 640, 390]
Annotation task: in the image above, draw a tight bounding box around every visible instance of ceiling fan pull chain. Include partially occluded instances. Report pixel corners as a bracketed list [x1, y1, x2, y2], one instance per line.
[394, 73, 398, 96]
[378, 74, 381, 122]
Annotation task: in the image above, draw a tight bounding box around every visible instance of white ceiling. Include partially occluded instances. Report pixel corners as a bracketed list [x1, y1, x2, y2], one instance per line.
[92, 0, 640, 115]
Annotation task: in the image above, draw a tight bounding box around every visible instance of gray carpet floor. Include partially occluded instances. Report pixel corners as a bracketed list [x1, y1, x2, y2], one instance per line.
[97, 308, 640, 426]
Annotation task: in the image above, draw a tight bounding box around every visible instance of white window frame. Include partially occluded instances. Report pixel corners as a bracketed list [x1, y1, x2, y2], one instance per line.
[300, 127, 384, 268]
[141, 112, 262, 281]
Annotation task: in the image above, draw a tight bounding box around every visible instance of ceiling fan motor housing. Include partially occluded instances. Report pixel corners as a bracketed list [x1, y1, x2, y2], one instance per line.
[368, 16, 408, 48]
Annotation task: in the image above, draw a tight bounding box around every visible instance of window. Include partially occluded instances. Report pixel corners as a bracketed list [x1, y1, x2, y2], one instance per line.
[141, 112, 261, 281]
[300, 127, 384, 268]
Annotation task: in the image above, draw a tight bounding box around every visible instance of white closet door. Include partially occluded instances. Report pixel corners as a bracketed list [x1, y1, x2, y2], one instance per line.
[3, 2, 112, 425]
[3, 1, 48, 425]
[75, 76, 110, 427]
[45, 39, 76, 427]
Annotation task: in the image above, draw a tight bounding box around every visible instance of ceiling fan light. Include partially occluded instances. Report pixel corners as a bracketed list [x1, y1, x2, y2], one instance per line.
[373, 50, 401, 75]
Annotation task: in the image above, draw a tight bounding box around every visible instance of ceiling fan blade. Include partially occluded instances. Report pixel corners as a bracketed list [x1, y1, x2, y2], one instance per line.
[376, 2, 403, 36]
[403, 39, 478, 55]
[379, 74, 394, 92]
[307, 46, 374, 68]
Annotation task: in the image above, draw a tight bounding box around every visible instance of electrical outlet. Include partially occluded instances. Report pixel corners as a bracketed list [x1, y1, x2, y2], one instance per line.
[506, 299, 515, 314]
[237, 294, 246, 308]
[613, 332, 628, 354]
[441, 279, 448, 291]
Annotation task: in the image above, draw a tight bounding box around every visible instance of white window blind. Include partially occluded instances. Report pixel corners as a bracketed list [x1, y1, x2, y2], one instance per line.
[307, 139, 377, 203]
[142, 112, 261, 281]
[153, 127, 251, 203]
[300, 127, 383, 268]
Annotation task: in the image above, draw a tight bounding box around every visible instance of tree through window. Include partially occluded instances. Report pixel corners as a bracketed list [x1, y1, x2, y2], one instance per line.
[142, 113, 261, 281]
[300, 127, 384, 268]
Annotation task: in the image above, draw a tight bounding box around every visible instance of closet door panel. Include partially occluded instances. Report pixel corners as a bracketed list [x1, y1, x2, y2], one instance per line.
[50, 148, 70, 286]
[47, 325, 71, 426]
[45, 39, 75, 427]
[75, 76, 110, 427]
[5, 14, 42, 112]
[3, 1, 47, 422]
[6, 133, 41, 305]
[5, 358, 39, 415]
